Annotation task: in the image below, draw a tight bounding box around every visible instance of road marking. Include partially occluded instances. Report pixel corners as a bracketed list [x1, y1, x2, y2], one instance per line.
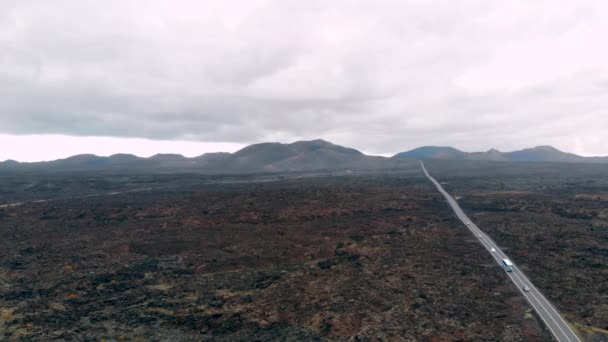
[509, 271, 573, 340]
[420, 161, 581, 342]
[469, 217, 579, 341]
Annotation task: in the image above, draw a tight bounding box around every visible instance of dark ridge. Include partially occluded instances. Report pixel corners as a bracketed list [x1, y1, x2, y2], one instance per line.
[1, 140, 607, 173]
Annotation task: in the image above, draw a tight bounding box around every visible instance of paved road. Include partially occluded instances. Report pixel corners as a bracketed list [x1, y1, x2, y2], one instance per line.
[420, 161, 580, 342]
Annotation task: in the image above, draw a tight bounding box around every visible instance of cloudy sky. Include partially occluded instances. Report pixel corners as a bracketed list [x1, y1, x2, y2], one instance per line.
[1, 0, 607, 161]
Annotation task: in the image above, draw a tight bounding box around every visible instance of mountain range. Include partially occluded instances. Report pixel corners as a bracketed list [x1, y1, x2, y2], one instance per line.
[392, 145, 608, 163]
[1, 140, 607, 173]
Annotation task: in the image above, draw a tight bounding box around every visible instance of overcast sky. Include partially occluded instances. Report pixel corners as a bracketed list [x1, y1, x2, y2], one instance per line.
[1, 0, 607, 161]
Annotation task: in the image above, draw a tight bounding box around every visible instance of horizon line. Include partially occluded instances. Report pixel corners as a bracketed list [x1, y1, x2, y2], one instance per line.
[2, 137, 607, 163]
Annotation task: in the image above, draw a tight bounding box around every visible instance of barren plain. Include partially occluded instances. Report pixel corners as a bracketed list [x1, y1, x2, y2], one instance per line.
[1, 162, 606, 341]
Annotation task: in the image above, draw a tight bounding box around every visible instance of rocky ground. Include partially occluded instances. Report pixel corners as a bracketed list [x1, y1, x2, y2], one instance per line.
[0, 173, 549, 341]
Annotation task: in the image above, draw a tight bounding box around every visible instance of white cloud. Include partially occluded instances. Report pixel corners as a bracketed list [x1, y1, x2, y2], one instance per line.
[455, 2, 608, 92]
[0, 134, 244, 162]
[0, 0, 607, 160]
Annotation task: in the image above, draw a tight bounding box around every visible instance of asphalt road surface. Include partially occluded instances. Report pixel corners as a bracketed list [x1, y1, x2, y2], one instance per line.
[420, 161, 581, 342]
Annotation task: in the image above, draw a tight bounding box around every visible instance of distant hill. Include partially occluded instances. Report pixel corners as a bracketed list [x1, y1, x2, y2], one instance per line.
[222, 139, 385, 172]
[0, 139, 399, 173]
[1, 140, 607, 174]
[503, 146, 587, 162]
[392, 146, 467, 160]
[392, 145, 608, 163]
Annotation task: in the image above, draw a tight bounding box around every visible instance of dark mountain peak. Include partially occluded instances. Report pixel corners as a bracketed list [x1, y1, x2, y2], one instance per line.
[232, 142, 293, 159]
[109, 153, 139, 158]
[423, 146, 461, 151]
[233, 142, 285, 154]
[148, 153, 187, 161]
[299, 138, 329, 143]
[290, 139, 329, 148]
[193, 152, 232, 167]
[223, 139, 371, 172]
[194, 152, 231, 159]
[60, 154, 107, 165]
[0, 159, 21, 169]
[530, 145, 560, 152]
[504, 145, 581, 162]
[2, 140, 607, 174]
[392, 146, 465, 160]
[291, 139, 332, 147]
[51, 154, 109, 169]
[64, 154, 102, 160]
[289, 139, 363, 155]
[391, 144, 599, 163]
[414, 146, 464, 154]
[108, 154, 141, 162]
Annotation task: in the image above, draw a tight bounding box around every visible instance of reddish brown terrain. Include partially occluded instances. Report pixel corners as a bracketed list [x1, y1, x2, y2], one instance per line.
[0, 171, 550, 341]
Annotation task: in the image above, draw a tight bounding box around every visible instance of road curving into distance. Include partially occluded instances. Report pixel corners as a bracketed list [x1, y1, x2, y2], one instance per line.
[420, 161, 580, 342]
